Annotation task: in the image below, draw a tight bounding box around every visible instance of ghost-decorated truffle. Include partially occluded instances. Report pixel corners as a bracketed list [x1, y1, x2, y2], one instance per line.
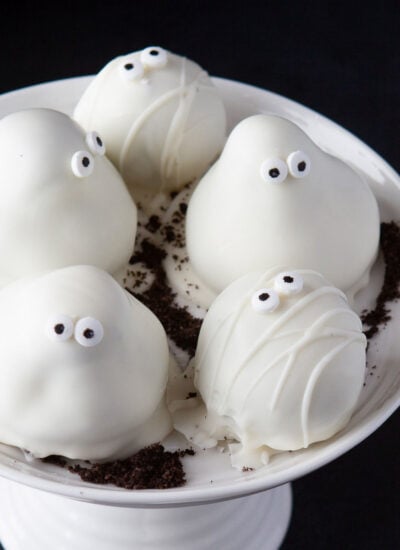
[172, 268, 366, 469]
[74, 46, 226, 196]
[186, 114, 380, 295]
[0, 265, 172, 460]
[0, 108, 137, 286]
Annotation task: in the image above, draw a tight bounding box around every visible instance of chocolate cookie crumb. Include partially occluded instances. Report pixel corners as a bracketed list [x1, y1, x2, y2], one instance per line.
[145, 215, 162, 233]
[128, 239, 202, 357]
[186, 392, 198, 399]
[362, 222, 400, 339]
[42, 455, 67, 467]
[164, 225, 176, 243]
[67, 444, 194, 489]
[130, 239, 166, 269]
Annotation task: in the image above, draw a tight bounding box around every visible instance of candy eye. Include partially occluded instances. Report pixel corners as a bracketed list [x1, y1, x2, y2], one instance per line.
[287, 150, 311, 178]
[46, 314, 74, 342]
[74, 317, 104, 347]
[86, 131, 106, 156]
[71, 150, 94, 178]
[251, 288, 280, 313]
[274, 271, 304, 295]
[260, 158, 288, 184]
[119, 59, 144, 81]
[140, 46, 168, 69]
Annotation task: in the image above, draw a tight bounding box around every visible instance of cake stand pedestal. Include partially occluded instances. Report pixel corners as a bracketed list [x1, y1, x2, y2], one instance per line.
[0, 477, 291, 550]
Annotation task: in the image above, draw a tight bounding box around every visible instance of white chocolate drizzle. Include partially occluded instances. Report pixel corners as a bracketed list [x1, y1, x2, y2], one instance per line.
[195, 268, 366, 452]
[120, 58, 215, 191]
[300, 334, 362, 446]
[237, 308, 363, 415]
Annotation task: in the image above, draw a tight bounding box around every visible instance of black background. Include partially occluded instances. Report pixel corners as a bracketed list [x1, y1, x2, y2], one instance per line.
[0, 2, 399, 548]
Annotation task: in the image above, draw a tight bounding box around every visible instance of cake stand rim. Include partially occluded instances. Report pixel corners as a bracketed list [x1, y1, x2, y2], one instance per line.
[0, 75, 398, 507]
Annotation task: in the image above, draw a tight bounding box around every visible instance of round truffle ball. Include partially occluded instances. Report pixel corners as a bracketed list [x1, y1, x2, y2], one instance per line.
[0, 265, 171, 460]
[74, 46, 226, 196]
[174, 268, 366, 468]
[186, 114, 380, 295]
[0, 108, 137, 285]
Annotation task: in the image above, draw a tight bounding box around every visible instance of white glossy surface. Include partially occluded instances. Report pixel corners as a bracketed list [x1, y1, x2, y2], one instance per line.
[0, 477, 291, 550]
[0, 109, 136, 285]
[186, 114, 379, 294]
[0, 77, 398, 510]
[74, 48, 226, 196]
[0, 266, 171, 460]
[173, 268, 366, 468]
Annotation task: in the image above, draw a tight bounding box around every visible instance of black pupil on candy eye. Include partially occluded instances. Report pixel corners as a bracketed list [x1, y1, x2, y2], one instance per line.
[82, 157, 90, 167]
[259, 293, 270, 301]
[283, 276, 294, 283]
[124, 63, 134, 70]
[83, 328, 95, 339]
[269, 168, 280, 178]
[54, 324, 64, 335]
[96, 136, 103, 147]
[150, 50, 159, 56]
[298, 161, 306, 172]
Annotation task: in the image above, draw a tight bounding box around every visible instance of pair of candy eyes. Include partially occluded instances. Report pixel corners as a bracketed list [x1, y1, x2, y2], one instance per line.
[251, 272, 304, 313]
[46, 315, 104, 347]
[71, 131, 106, 178]
[120, 46, 168, 82]
[260, 151, 311, 184]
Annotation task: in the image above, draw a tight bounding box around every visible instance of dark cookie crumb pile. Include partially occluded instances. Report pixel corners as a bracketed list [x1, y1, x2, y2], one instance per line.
[362, 222, 400, 339]
[160, 202, 187, 247]
[42, 455, 68, 468]
[145, 214, 162, 233]
[144, 200, 187, 249]
[43, 444, 195, 490]
[129, 239, 202, 357]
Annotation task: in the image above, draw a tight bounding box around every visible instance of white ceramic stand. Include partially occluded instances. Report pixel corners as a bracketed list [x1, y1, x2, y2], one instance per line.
[0, 478, 291, 550]
[0, 73, 399, 550]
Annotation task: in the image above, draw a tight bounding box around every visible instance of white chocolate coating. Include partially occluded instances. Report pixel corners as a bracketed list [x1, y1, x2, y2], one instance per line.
[74, 47, 226, 195]
[0, 265, 171, 460]
[173, 268, 366, 468]
[186, 114, 380, 294]
[0, 109, 137, 285]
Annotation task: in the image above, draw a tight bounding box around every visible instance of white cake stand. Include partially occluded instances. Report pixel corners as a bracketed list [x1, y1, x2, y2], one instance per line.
[0, 77, 399, 550]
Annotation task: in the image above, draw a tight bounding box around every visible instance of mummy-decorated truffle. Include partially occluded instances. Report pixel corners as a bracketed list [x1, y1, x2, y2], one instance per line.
[186, 114, 380, 295]
[173, 268, 366, 469]
[74, 46, 226, 196]
[0, 108, 137, 285]
[0, 265, 172, 460]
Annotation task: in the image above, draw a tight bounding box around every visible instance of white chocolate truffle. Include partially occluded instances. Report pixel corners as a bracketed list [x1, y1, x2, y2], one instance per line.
[186, 114, 380, 294]
[0, 109, 137, 285]
[0, 265, 171, 460]
[74, 46, 226, 195]
[173, 268, 366, 469]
